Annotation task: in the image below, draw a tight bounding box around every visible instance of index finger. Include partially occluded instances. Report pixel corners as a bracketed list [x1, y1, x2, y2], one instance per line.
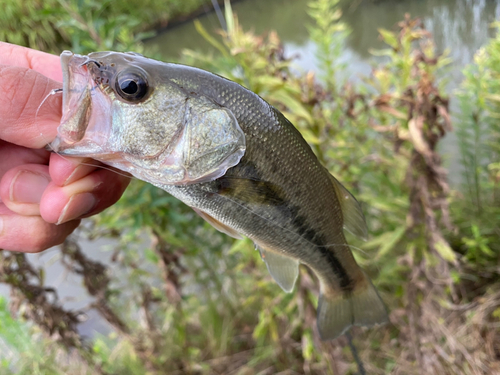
[0, 42, 62, 82]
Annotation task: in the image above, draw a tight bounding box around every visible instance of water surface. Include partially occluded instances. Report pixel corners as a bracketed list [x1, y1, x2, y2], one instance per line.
[147, 0, 500, 77]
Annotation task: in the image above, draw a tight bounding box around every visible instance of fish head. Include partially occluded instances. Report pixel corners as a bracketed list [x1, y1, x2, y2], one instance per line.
[50, 51, 246, 185]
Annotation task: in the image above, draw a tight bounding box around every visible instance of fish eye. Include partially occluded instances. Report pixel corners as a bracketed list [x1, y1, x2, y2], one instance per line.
[115, 69, 150, 103]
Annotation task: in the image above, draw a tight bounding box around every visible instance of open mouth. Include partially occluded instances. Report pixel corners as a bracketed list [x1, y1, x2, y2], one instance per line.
[59, 51, 93, 144]
[50, 51, 113, 157]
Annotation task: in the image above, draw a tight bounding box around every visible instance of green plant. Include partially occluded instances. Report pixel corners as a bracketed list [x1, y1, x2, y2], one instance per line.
[0, 0, 213, 54]
[453, 22, 500, 273]
[308, 0, 350, 94]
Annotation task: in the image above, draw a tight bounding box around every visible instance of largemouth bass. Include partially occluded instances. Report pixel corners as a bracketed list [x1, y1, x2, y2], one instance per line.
[49, 51, 388, 339]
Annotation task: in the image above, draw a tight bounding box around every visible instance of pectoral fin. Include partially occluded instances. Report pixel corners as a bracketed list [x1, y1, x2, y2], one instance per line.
[192, 208, 243, 239]
[256, 244, 299, 293]
[328, 172, 369, 240]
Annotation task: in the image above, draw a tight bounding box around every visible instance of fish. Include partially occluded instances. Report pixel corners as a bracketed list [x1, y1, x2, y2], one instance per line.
[49, 50, 388, 340]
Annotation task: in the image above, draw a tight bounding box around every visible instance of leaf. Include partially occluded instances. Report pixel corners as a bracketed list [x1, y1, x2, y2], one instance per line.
[193, 19, 229, 58]
[271, 90, 314, 124]
[224, 0, 234, 35]
[485, 94, 500, 102]
[435, 238, 457, 264]
[144, 248, 159, 264]
[378, 28, 399, 49]
[228, 237, 252, 255]
[375, 226, 407, 259]
[480, 244, 495, 257]
[302, 331, 314, 361]
[492, 307, 500, 319]
[255, 75, 286, 90]
[298, 128, 321, 145]
[253, 310, 269, 339]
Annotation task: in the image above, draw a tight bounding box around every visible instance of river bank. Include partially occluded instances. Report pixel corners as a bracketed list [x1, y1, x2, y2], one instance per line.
[0, 0, 223, 53]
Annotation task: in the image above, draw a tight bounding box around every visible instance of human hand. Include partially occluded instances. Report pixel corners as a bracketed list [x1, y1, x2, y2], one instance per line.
[0, 42, 130, 252]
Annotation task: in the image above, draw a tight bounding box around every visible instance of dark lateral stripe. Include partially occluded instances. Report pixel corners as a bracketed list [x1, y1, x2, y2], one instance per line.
[319, 246, 352, 290]
[292, 214, 353, 290]
[215, 160, 353, 290]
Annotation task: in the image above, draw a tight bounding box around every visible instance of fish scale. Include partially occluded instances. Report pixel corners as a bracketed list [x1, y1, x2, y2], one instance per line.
[51, 51, 388, 339]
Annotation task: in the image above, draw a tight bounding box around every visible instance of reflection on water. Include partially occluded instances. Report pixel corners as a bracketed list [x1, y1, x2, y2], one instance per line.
[147, 0, 311, 59]
[343, 0, 499, 61]
[148, 0, 500, 74]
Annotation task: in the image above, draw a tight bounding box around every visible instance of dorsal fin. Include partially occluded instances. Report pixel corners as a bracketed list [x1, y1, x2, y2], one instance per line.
[327, 172, 368, 240]
[255, 243, 299, 293]
[192, 208, 243, 239]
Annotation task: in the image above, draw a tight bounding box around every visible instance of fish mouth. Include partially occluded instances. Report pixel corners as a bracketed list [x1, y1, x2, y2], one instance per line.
[60, 51, 92, 141]
[61, 52, 89, 111]
[49, 51, 112, 156]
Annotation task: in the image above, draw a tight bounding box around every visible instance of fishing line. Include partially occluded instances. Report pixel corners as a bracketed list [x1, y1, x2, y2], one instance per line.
[35, 89, 136, 181]
[36, 87, 62, 154]
[211, 0, 227, 32]
[345, 331, 366, 375]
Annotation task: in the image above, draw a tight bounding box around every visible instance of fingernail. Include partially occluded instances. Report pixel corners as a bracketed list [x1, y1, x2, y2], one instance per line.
[57, 193, 96, 224]
[64, 164, 84, 186]
[10, 171, 50, 203]
[64, 160, 97, 186]
[0, 216, 4, 236]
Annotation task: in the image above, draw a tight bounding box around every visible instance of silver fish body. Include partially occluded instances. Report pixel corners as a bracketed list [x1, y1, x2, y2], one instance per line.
[50, 51, 388, 339]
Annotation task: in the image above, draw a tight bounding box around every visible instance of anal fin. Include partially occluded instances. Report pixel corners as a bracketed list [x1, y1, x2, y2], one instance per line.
[317, 273, 388, 340]
[192, 208, 243, 239]
[256, 244, 299, 293]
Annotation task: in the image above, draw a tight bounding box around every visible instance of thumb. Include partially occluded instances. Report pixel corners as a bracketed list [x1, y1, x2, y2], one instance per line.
[0, 64, 62, 149]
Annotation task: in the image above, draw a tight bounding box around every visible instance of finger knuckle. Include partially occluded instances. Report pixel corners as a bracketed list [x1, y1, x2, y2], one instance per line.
[27, 232, 53, 253]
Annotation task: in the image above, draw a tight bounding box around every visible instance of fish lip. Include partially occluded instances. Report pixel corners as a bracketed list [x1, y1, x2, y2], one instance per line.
[61, 50, 88, 115]
[48, 51, 109, 155]
[58, 51, 93, 143]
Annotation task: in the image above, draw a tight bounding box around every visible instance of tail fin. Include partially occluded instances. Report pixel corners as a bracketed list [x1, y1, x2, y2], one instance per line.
[317, 274, 388, 340]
